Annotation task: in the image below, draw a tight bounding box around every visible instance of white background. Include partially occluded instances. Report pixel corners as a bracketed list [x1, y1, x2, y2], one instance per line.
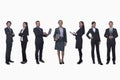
[0, 0, 120, 80]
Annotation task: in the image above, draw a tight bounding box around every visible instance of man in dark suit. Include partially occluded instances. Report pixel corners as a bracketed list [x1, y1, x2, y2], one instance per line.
[33, 21, 50, 64]
[86, 21, 103, 65]
[104, 21, 118, 64]
[4, 21, 15, 65]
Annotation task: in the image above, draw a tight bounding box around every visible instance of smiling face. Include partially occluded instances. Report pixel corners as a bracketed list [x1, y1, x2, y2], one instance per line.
[58, 20, 63, 27]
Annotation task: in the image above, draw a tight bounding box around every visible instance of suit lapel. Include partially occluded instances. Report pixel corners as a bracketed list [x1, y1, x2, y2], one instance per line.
[57, 28, 60, 34]
[108, 28, 114, 35]
[91, 28, 95, 34]
[7, 27, 12, 33]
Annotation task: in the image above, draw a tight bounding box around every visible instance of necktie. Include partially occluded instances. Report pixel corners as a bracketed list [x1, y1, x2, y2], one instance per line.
[109, 29, 113, 36]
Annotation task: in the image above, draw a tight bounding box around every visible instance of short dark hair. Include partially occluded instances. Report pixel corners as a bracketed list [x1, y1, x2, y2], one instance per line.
[109, 21, 113, 24]
[91, 21, 96, 25]
[36, 21, 40, 24]
[58, 20, 63, 24]
[6, 21, 12, 24]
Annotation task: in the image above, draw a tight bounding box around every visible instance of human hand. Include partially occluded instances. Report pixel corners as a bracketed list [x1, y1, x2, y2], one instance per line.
[109, 36, 113, 39]
[64, 42, 67, 46]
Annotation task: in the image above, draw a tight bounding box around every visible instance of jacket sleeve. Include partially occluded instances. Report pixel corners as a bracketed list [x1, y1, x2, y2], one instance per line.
[5, 28, 10, 37]
[113, 29, 118, 38]
[97, 29, 101, 42]
[23, 29, 29, 36]
[42, 29, 47, 37]
[5, 28, 14, 37]
[11, 29, 15, 37]
[80, 28, 85, 37]
[19, 29, 29, 37]
[53, 28, 57, 38]
[33, 28, 41, 37]
[104, 29, 109, 38]
[19, 30, 23, 36]
[86, 29, 91, 39]
[64, 28, 67, 42]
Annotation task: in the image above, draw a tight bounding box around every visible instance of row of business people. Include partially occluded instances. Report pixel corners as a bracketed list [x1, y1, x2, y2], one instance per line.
[4, 20, 118, 65]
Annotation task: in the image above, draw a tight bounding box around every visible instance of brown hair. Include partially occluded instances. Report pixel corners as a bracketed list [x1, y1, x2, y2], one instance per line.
[109, 21, 113, 24]
[58, 20, 63, 24]
[35, 21, 40, 24]
[6, 21, 12, 24]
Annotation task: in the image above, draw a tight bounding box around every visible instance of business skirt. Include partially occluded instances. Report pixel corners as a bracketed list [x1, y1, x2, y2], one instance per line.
[55, 37, 65, 51]
[76, 38, 83, 49]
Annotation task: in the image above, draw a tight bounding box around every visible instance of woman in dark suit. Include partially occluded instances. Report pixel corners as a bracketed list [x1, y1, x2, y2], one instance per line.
[19, 22, 29, 64]
[53, 20, 67, 64]
[70, 21, 85, 64]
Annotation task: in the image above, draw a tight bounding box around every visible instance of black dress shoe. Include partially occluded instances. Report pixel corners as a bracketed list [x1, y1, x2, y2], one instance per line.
[93, 61, 95, 64]
[77, 60, 83, 64]
[6, 62, 10, 65]
[59, 62, 62, 64]
[62, 61, 64, 64]
[9, 60, 14, 63]
[36, 61, 39, 64]
[21, 61, 27, 64]
[113, 62, 116, 64]
[98, 63, 103, 65]
[77, 62, 80, 64]
[40, 60, 45, 63]
[106, 61, 109, 64]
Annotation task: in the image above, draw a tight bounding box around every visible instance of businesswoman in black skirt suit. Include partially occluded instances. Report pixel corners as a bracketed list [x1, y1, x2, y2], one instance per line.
[70, 21, 85, 64]
[19, 22, 29, 64]
[53, 20, 67, 64]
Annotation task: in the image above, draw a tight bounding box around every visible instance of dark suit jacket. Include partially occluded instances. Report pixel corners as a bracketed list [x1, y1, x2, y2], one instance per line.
[33, 27, 47, 43]
[5, 27, 15, 43]
[19, 28, 29, 42]
[86, 28, 100, 42]
[53, 27, 67, 42]
[75, 27, 85, 49]
[104, 28, 118, 44]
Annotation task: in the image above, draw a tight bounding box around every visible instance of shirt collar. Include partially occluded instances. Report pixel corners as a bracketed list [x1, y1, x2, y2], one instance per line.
[7, 26, 10, 29]
[109, 27, 113, 29]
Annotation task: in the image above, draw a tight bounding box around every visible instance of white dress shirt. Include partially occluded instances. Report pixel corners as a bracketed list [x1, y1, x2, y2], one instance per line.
[92, 28, 96, 32]
[20, 28, 25, 41]
[109, 28, 113, 32]
[59, 27, 64, 37]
